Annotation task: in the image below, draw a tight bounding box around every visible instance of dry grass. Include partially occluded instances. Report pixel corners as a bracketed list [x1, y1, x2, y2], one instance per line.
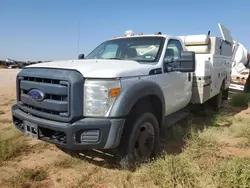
[0, 125, 21, 159]
[212, 158, 250, 187]
[0, 118, 13, 124]
[0, 134, 30, 165]
[20, 168, 48, 181]
[141, 155, 202, 188]
[230, 93, 250, 107]
[230, 119, 250, 140]
[1, 99, 16, 106]
[136, 117, 250, 188]
[1, 91, 250, 187]
[54, 157, 83, 169]
[3, 167, 50, 188]
[0, 123, 35, 166]
[72, 107, 250, 188]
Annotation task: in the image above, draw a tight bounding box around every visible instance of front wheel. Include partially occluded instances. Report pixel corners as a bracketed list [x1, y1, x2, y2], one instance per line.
[117, 112, 160, 170]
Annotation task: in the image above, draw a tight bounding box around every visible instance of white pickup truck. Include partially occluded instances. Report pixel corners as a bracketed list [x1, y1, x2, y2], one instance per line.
[11, 23, 233, 168]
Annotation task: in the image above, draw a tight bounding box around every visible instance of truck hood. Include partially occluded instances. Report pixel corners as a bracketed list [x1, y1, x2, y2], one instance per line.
[26, 59, 157, 78]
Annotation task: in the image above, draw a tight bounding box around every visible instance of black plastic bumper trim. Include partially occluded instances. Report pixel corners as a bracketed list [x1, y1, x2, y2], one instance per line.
[11, 104, 125, 150]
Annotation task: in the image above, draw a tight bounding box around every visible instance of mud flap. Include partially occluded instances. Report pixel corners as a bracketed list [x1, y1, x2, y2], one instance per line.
[222, 88, 229, 100]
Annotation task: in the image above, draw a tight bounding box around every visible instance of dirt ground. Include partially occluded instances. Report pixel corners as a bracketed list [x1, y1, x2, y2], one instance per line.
[0, 69, 19, 96]
[0, 69, 250, 188]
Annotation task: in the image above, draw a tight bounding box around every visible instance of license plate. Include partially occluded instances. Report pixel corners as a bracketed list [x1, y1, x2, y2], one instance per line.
[23, 121, 39, 138]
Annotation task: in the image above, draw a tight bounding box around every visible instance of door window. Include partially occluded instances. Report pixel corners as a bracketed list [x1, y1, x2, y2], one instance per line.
[164, 39, 184, 72]
[164, 39, 183, 59]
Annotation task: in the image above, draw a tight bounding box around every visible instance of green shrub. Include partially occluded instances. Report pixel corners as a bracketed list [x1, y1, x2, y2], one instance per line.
[230, 93, 250, 107]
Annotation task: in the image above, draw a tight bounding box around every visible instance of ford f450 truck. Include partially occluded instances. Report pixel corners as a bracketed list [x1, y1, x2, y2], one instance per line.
[11, 23, 233, 168]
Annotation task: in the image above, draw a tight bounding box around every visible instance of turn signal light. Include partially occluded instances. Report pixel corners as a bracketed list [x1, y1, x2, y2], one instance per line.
[110, 88, 121, 98]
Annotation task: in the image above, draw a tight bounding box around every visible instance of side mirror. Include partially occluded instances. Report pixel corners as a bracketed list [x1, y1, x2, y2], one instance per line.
[164, 51, 195, 72]
[78, 53, 85, 59]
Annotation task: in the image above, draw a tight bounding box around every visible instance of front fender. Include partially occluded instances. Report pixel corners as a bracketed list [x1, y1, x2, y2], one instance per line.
[109, 79, 165, 119]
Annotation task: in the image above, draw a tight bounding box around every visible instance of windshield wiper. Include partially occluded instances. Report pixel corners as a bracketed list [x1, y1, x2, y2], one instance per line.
[105, 58, 122, 60]
[104, 57, 140, 62]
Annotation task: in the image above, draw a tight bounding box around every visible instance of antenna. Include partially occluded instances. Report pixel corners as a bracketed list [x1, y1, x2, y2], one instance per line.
[77, 21, 80, 56]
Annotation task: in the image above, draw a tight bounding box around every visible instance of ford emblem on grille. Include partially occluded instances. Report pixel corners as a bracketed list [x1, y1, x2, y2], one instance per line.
[28, 89, 45, 102]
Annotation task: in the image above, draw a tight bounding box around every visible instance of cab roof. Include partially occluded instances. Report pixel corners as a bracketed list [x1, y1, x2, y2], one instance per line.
[109, 30, 170, 40]
[110, 34, 169, 40]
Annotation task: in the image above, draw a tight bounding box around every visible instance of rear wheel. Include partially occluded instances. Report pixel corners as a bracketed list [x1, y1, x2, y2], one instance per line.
[117, 110, 160, 170]
[210, 85, 223, 111]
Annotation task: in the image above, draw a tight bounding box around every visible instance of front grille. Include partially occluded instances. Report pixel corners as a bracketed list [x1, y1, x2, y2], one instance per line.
[23, 104, 61, 115]
[23, 76, 61, 84]
[16, 68, 84, 123]
[22, 89, 67, 101]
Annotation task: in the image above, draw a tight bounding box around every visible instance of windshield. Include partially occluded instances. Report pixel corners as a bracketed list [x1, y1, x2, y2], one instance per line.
[85, 36, 165, 62]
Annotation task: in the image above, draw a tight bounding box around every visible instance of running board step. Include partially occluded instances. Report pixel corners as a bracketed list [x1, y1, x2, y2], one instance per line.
[163, 109, 189, 128]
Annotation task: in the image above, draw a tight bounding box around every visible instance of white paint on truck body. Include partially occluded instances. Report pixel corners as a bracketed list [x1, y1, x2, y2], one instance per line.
[28, 59, 156, 78]
[26, 23, 233, 117]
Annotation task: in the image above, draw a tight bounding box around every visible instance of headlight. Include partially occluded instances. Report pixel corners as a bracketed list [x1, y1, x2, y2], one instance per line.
[84, 79, 121, 117]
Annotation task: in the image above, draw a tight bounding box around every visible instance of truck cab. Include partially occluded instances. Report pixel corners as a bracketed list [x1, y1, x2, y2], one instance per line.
[11, 25, 232, 168]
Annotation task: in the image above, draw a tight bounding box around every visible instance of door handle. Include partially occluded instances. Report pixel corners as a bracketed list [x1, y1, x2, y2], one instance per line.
[188, 73, 191, 82]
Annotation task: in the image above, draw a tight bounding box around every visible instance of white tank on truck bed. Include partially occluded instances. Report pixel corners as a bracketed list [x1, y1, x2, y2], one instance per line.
[229, 40, 250, 91]
[178, 23, 233, 104]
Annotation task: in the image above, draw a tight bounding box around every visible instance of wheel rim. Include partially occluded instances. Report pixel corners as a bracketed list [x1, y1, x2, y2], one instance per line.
[134, 122, 155, 161]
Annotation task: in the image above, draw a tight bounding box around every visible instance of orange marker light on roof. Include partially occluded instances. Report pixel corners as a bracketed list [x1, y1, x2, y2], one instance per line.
[155, 32, 162, 35]
[124, 30, 134, 36]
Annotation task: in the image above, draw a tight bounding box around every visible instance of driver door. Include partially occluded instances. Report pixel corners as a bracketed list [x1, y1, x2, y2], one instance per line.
[161, 39, 192, 114]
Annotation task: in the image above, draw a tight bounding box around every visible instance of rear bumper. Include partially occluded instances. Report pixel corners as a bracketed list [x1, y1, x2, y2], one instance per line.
[229, 83, 245, 92]
[11, 104, 125, 150]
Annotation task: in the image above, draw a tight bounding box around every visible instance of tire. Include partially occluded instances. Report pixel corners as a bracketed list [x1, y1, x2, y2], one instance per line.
[210, 85, 223, 111]
[117, 110, 160, 170]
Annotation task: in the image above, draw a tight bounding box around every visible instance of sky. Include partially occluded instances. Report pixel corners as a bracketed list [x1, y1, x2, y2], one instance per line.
[0, 0, 249, 61]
